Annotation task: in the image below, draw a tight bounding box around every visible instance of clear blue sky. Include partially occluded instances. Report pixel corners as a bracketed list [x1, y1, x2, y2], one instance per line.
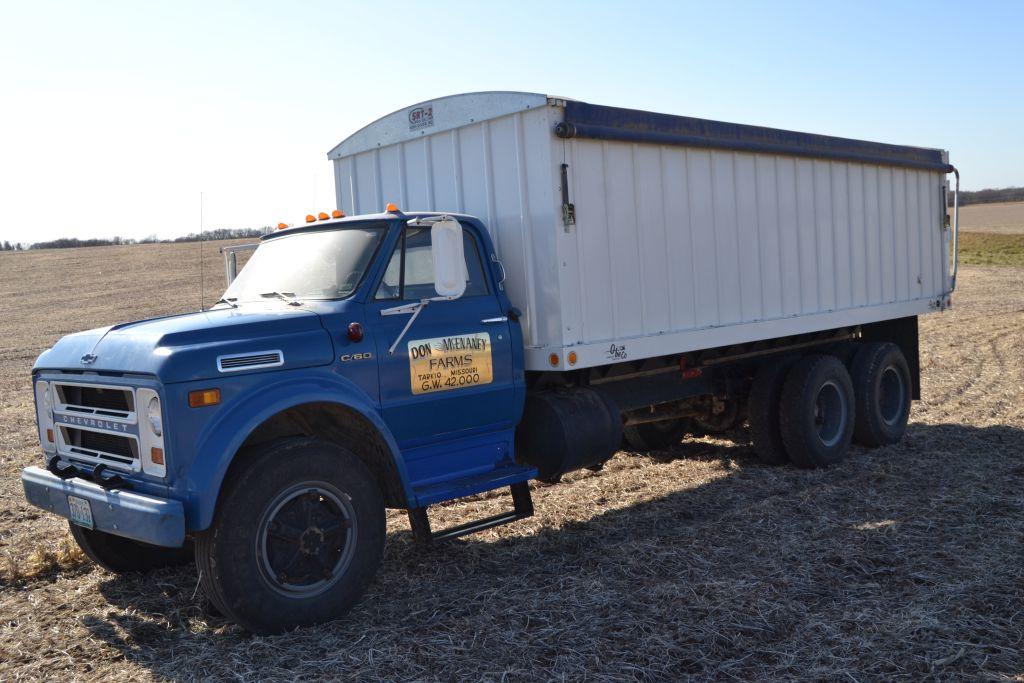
[1, 0, 1020, 243]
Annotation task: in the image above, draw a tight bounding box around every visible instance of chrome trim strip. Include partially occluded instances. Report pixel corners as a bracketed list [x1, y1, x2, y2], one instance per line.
[216, 349, 284, 373]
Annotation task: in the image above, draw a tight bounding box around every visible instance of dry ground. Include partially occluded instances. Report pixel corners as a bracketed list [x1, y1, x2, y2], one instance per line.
[952, 200, 1024, 235]
[0, 242, 1022, 681]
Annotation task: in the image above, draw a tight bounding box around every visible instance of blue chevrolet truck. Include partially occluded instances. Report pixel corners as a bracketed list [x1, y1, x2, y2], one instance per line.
[22, 93, 958, 633]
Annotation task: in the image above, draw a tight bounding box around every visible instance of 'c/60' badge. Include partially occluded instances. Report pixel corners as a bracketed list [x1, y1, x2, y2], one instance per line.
[340, 352, 373, 362]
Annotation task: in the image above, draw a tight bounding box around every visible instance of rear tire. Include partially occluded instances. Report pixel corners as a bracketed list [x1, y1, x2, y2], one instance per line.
[779, 355, 855, 468]
[195, 438, 385, 634]
[850, 342, 912, 447]
[623, 418, 690, 451]
[69, 523, 193, 574]
[748, 358, 798, 465]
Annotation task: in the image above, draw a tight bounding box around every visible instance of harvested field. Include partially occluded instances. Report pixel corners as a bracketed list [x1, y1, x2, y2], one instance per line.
[0, 242, 1022, 680]
[952, 200, 1024, 234]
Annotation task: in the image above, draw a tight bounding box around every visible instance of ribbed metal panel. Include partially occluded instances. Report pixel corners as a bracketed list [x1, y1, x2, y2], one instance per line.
[562, 140, 947, 350]
[332, 94, 951, 371]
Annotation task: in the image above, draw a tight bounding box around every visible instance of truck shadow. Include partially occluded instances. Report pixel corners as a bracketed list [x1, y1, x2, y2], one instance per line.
[83, 421, 1024, 680]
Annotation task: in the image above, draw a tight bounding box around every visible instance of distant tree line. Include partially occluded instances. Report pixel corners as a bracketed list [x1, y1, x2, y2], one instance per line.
[950, 186, 1024, 207]
[13, 227, 272, 251]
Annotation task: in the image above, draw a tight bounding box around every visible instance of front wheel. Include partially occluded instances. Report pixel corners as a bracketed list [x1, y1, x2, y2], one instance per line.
[195, 438, 385, 634]
[69, 523, 193, 573]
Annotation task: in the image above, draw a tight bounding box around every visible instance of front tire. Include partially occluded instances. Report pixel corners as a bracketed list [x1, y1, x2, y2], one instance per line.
[196, 438, 385, 634]
[69, 523, 193, 573]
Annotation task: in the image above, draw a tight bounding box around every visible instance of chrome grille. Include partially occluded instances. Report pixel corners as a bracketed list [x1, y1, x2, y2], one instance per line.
[54, 382, 134, 419]
[51, 381, 140, 472]
[62, 427, 138, 467]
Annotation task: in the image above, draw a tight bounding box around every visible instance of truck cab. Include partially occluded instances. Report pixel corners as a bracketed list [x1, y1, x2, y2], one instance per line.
[23, 210, 543, 633]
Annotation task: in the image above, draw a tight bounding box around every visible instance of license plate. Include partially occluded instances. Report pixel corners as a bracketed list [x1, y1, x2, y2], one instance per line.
[67, 495, 94, 529]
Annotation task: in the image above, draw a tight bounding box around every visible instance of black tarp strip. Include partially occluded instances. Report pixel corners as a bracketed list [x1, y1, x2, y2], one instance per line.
[556, 101, 951, 173]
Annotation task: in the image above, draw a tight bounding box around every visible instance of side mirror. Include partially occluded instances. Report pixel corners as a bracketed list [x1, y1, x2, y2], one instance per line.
[430, 218, 467, 299]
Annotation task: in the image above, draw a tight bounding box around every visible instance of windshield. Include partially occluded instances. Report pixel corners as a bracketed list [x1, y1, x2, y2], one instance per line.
[223, 225, 385, 302]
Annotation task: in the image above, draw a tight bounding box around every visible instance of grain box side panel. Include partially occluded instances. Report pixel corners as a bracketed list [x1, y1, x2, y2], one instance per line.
[516, 107, 562, 352]
[711, 151, 742, 324]
[633, 144, 672, 335]
[754, 155, 784, 320]
[688, 150, 720, 327]
[604, 143, 645, 339]
[735, 153, 764, 322]
[569, 140, 616, 343]
[662, 148, 698, 330]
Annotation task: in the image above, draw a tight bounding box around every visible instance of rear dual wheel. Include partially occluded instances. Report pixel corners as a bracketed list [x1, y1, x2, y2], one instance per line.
[779, 355, 856, 468]
[850, 342, 912, 447]
[749, 343, 912, 467]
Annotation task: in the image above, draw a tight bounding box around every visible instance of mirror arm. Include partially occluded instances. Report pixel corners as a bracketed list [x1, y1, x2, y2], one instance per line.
[381, 295, 457, 355]
[387, 301, 426, 355]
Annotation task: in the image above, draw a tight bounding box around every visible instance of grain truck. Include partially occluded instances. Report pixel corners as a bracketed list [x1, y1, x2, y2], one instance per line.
[22, 92, 960, 633]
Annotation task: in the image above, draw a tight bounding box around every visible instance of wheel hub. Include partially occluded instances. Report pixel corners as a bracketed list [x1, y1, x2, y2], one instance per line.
[299, 527, 325, 555]
[257, 484, 357, 597]
[814, 380, 847, 448]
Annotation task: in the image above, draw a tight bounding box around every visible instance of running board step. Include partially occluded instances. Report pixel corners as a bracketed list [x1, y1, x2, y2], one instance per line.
[408, 482, 533, 543]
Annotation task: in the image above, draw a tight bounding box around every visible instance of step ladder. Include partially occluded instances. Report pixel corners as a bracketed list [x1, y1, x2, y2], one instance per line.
[407, 481, 534, 543]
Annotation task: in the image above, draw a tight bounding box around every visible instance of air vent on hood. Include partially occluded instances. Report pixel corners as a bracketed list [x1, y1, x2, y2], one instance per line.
[217, 350, 284, 373]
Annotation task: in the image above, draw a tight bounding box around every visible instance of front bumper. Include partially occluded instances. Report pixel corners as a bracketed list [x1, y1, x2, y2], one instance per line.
[21, 466, 186, 548]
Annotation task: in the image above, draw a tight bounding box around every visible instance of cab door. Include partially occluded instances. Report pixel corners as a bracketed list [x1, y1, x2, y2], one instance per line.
[367, 223, 517, 462]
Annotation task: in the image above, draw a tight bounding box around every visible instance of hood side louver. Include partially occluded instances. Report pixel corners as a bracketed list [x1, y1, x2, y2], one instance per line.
[217, 350, 284, 373]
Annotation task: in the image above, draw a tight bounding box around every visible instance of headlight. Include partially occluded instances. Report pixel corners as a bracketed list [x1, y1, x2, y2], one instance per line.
[136, 388, 166, 477]
[147, 396, 163, 436]
[35, 380, 56, 453]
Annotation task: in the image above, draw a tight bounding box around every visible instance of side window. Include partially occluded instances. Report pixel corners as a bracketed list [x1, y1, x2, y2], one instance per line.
[375, 225, 489, 300]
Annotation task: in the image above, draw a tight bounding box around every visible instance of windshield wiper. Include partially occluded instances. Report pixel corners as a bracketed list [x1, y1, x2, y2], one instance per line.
[259, 291, 302, 306]
[211, 297, 238, 309]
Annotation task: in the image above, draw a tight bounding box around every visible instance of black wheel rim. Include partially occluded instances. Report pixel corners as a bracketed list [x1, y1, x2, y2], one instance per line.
[256, 482, 357, 598]
[878, 365, 906, 426]
[814, 380, 847, 448]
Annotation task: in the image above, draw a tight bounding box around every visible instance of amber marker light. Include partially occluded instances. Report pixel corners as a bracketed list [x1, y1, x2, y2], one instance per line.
[386, 203, 400, 212]
[277, 222, 288, 230]
[188, 388, 221, 408]
[318, 212, 329, 220]
[548, 353, 559, 367]
[332, 210, 345, 218]
[568, 351, 578, 365]
[45, 428, 54, 443]
[305, 214, 316, 223]
[150, 447, 165, 465]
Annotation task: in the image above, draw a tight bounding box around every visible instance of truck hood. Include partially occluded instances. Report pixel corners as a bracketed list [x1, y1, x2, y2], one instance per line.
[34, 304, 335, 383]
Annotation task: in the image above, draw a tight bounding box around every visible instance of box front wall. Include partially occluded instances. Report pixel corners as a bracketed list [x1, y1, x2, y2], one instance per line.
[333, 106, 562, 350]
[558, 138, 949, 363]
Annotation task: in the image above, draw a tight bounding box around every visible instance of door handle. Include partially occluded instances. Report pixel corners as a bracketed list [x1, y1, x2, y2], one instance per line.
[481, 317, 508, 324]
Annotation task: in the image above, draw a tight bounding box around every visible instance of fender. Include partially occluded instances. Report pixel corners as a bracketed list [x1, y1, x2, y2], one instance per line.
[182, 370, 413, 532]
